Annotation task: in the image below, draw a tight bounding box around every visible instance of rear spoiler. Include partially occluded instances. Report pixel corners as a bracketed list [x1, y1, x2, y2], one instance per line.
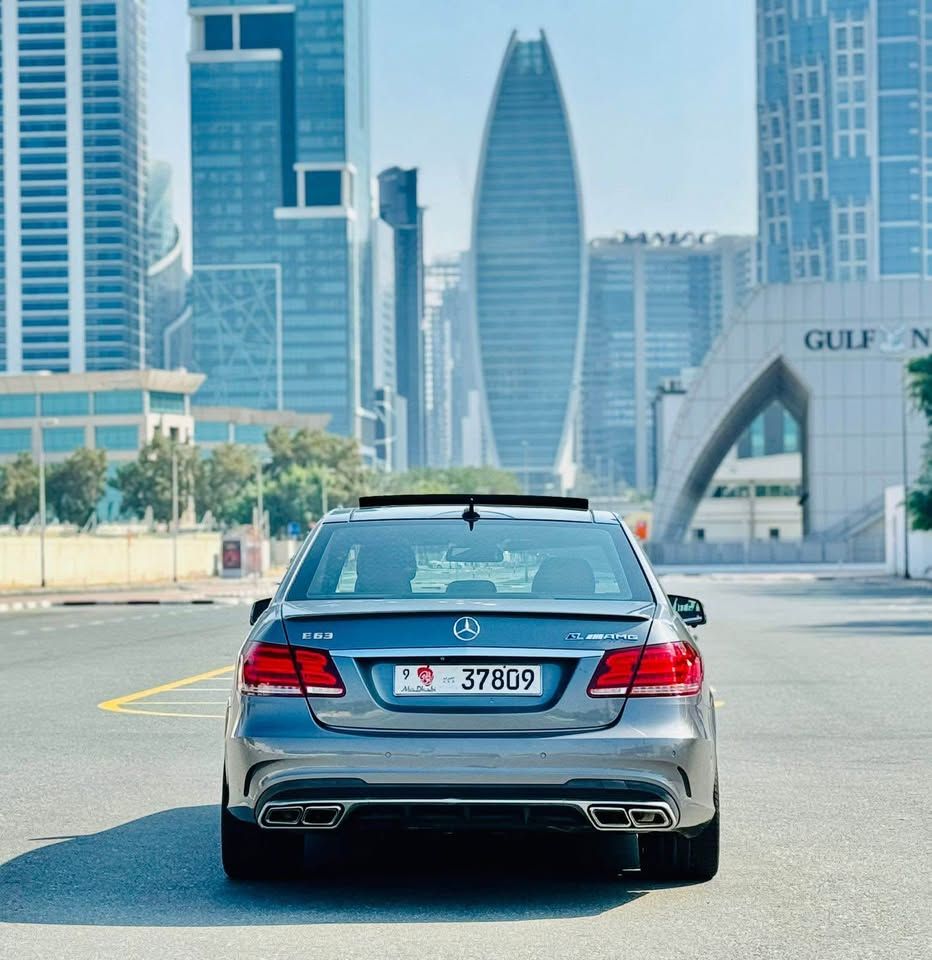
[357, 494, 590, 511]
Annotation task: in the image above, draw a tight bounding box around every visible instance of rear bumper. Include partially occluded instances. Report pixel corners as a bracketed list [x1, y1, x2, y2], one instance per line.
[256, 789, 678, 833]
[224, 694, 718, 832]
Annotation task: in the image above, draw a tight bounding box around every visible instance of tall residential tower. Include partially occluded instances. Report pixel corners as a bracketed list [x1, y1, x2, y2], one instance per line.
[187, 0, 370, 436]
[758, 0, 932, 282]
[472, 31, 585, 492]
[0, 0, 147, 373]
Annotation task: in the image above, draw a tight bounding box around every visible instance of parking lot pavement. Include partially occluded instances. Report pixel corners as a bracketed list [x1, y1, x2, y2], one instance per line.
[0, 576, 929, 960]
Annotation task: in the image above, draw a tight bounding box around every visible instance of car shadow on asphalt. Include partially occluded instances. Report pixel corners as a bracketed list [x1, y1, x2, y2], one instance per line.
[0, 805, 673, 926]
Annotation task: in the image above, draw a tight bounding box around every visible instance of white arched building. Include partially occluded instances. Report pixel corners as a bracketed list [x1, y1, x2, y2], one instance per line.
[652, 281, 930, 545]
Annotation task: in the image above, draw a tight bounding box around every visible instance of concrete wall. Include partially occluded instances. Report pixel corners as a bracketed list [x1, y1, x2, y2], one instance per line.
[885, 485, 932, 579]
[0, 533, 221, 589]
[270, 538, 300, 568]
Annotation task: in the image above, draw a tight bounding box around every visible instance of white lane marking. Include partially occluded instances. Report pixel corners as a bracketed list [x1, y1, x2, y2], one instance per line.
[12, 629, 27, 636]
[142, 700, 228, 705]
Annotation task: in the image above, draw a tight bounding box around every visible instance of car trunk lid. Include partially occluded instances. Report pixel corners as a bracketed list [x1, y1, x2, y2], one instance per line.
[282, 598, 655, 733]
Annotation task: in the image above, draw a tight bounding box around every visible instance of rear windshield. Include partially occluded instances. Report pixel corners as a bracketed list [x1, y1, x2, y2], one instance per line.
[286, 519, 653, 602]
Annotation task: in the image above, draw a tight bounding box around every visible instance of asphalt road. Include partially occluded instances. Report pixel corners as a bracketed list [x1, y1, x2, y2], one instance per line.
[0, 576, 929, 960]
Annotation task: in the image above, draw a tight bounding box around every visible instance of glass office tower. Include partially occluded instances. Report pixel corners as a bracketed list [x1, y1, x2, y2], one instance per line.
[377, 166, 424, 466]
[472, 31, 584, 492]
[582, 233, 756, 492]
[188, 0, 370, 436]
[758, 0, 932, 281]
[0, 0, 146, 373]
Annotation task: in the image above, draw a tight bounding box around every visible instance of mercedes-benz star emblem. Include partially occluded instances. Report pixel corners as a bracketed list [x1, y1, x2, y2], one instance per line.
[452, 616, 481, 641]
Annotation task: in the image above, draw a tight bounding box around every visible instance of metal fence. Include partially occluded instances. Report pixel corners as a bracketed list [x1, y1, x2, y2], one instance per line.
[645, 534, 885, 567]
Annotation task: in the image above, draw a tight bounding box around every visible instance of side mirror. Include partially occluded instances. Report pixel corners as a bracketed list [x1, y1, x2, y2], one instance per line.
[249, 597, 272, 626]
[668, 594, 707, 628]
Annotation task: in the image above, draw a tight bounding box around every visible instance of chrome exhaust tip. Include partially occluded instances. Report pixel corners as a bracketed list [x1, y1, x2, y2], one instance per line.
[629, 806, 673, 828]
[301, 804, 343, 828]
[587, 803, 675, 830]
[588, 805, 632, 829]
[259, 802, 343, 828]
[262, 804, 303, 826]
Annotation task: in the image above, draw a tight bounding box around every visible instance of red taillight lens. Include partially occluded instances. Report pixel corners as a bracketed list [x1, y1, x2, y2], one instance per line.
[587, 646, 640, 697]
[588, 641, 703, 697]
[293, 648, 345, 696]
[240, 642, 344, 697]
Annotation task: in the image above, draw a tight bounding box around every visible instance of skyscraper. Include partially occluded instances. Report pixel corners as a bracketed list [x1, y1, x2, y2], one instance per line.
[1, 0, 146, 373]
[758, 0, 932, 282]
[423, 256, 457, 468]
[188, 0, 370, 436]
[424, 253, 486, 469]
[472, 31, 585, 492]
[145, 161, 189, 370]
[377, 166, 424, 467]
[582, 232, 756, 491]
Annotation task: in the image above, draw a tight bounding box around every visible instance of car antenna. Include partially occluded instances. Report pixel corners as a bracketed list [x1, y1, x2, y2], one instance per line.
[462, 496, 481, 530]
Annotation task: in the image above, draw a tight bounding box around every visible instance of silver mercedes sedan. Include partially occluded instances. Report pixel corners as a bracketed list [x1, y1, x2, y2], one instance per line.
[221, 495, 719, 882]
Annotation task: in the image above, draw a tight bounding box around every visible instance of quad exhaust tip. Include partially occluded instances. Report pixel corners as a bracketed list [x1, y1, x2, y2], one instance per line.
[588, 804, 674, 831]
[261, 803, 343, 829]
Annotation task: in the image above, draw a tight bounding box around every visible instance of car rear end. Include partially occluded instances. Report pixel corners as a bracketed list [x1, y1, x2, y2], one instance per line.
[221, 496, 719, 881]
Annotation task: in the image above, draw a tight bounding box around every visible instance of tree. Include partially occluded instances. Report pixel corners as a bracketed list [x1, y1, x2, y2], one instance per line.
[0, 453, 39, 526]
[196, 443, 256, 527]
[907, 354, 932, 530]
[265, 427, 368, 513]
[264, 464, 329, 533]
[112, 433, 201, 522]
[368, 466, 523, 496]
[46, 448, 107, 525]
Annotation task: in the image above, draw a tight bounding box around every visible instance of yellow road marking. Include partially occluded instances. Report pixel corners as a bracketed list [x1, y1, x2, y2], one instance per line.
[714, 699, 725, 708]
[98, 665, 233, 719]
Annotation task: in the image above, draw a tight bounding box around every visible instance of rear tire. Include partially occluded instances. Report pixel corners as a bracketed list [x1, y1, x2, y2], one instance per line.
[220, 776, 304, 881]
[638, 780, 720, 883]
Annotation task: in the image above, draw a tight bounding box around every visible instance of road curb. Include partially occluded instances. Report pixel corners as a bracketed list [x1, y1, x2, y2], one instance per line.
[0, 596, 251, 612]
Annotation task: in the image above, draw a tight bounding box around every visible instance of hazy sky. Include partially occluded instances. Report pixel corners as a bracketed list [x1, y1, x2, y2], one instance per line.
[149, 0, 757, 262]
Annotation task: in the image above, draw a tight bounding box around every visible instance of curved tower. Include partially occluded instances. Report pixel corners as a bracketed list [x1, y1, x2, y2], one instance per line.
[472, 31, 585, 491]
[144, 161, 189, 370]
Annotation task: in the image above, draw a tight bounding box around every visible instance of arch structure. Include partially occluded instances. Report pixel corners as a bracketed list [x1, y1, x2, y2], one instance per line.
[653, 280, 931, 543]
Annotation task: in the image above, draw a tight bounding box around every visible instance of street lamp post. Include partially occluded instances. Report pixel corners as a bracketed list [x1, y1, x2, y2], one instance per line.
[255, 458, 264, 538]
[371, 397, 396, 471]
[38, 437, 47, 589]
[171, 445, 179, 584]
[36, 414, 60, 589]
[901, 360, 911, 580]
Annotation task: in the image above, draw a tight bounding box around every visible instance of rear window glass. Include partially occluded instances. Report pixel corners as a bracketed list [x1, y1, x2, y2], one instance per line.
[286, 520, 653, 602]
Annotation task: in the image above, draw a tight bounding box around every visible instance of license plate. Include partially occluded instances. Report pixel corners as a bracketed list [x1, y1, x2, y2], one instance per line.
[393, 664, 542, 696]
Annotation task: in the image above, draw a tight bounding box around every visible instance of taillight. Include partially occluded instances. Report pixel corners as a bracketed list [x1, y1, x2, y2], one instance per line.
[293, 648, 345, 696]
[587, 646, 640, 697]
[240, 642, 344, 697]
[588, 641, 702, 697]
